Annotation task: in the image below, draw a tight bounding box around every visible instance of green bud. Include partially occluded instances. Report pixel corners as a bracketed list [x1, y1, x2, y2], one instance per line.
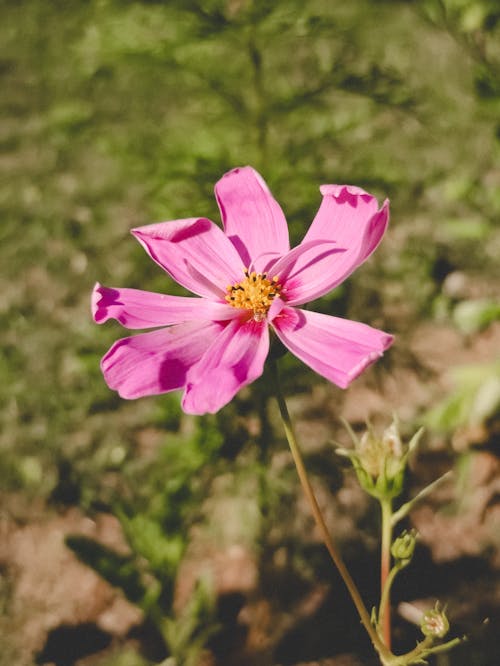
[421, 603, 450, 639]
[391, 529, 417, 564]
[337, 417, 424, 501]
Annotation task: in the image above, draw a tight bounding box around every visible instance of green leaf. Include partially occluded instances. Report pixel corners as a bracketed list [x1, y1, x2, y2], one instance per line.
[118, 513, 185, 579]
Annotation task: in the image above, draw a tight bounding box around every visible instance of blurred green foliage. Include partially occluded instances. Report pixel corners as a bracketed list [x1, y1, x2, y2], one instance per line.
[452, 298, 500, 334]
[423, 360, 500, 436]
[1, 0, 500, 663]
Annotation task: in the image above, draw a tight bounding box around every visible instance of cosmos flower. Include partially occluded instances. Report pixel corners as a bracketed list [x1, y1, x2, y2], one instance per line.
[92, 167, 393, 414]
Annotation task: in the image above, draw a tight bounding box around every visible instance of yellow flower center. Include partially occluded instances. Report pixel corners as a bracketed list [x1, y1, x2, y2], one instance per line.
[225, 269, 282, 321]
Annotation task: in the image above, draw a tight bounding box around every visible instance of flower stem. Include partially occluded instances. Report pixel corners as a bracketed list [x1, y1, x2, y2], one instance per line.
[379, 498, 393, 649]
[391, 471, 453, 527]
[270, 360, 391, 660]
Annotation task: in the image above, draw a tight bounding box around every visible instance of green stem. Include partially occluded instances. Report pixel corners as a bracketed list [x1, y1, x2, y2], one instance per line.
[270, 360, 391, 660]
[424, 636, 464, 656]
[391, 471, 453, 527]
[399, 634, 464, 664]
[403, 636, 433, 663]
[379, 498, 393, 649]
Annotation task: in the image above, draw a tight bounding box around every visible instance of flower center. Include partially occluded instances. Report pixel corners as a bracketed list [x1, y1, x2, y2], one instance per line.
[225, 269, 282, 322]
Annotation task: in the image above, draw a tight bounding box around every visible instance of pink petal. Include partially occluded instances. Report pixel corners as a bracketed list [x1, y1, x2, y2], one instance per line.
[92, 283, 237, 329]
[132, 218, 244, 299]
[267, 295, 287, 321]
[101, 321, 224, 399]
[215, 166, 290, 271]
[264, 240, 343, 306]
[273, 307, 393, 388]
[182, 317, 270, 414]
[293, 185, 389, 301]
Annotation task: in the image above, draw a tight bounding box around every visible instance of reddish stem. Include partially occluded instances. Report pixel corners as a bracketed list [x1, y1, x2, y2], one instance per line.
[381, 546, 391, 648]
[379, 498, 393, 650]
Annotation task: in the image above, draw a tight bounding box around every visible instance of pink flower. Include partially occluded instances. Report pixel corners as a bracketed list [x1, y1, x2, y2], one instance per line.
[92, 167, 393, 415]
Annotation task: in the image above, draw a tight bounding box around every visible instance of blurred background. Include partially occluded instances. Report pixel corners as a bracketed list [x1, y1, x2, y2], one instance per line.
[1, 1, 500, 665]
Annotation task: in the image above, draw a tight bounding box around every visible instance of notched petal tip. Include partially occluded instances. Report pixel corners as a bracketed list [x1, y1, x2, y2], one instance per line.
[342, 332, 394, 388]
[319, 185, 390, 213]
[220, 165, 266, 186]
[222, 165, 250, 177]
[379, 197, 391, 220]
[383, 332, 395, 349]
[91, 282, 106, 323]
[320, 184, 371, 198]
[130, 225, 151, 240]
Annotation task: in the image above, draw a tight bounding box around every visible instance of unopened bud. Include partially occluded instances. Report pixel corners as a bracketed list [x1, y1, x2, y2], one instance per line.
[421, 604, 449, 639]
[382, 421, 403, 459]
[391, 530, 417, 565]
[338, 417, 423, 501]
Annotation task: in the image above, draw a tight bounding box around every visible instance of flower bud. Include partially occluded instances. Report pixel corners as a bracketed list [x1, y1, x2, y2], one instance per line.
[391, 530, 417, 565]
[337, 418, 423, 501]
[421, 604, 449, 639]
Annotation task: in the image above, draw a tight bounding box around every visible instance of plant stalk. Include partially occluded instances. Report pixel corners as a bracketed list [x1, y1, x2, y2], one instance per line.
[270, 360, 391, 660]
[379, 498, 393, 649]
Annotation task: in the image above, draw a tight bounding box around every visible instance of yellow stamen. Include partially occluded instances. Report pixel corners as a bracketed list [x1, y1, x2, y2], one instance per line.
[225, 268, 282, 321]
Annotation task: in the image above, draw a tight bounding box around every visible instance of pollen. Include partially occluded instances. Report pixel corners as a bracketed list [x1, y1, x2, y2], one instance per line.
[225, 269, 282, 321]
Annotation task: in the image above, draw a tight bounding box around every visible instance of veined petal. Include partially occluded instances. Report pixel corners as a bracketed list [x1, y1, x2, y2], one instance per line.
[265, 240, 343, 306]
[132, 218, 244, 299]
[273, 307, 393, 388]
[101, 321, 224, 399]
[92, 283, 237, 329]
[297, 185, 389, 298]
[215, 166, 290, 270]
[182, 317, 270, 415]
